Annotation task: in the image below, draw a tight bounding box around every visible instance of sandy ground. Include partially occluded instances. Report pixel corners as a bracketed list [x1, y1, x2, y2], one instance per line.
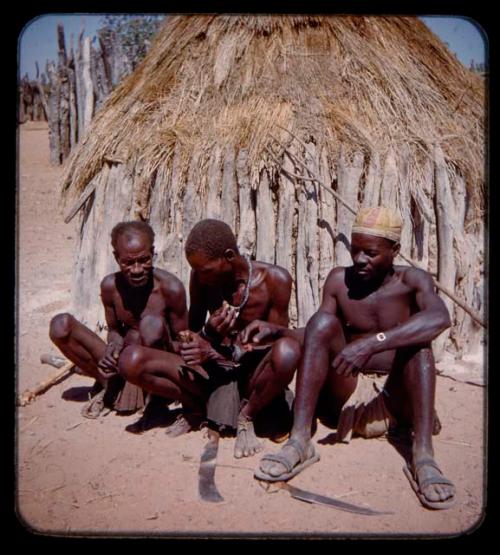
[16, 122, 487, 539]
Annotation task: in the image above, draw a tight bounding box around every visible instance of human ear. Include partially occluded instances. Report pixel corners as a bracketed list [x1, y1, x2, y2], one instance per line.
[224, 248, 236, 262]
[392, 242, 401, 257]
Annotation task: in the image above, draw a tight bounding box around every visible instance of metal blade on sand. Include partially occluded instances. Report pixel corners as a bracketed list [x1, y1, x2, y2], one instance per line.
[198, 429, 224, 503]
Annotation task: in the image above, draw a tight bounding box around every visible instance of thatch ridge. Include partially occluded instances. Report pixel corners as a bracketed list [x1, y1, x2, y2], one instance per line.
[61, 14, 484, 218]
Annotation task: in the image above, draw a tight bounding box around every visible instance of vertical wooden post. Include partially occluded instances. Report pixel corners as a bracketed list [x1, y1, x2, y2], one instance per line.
[334, 148, 363, 267]
[46, 61, 61, 165]
[255, 167, 276, 263]
[81, 36, 95, 133]
[318, 148, 335, 289]
[362, 151, 381, 208]
[433, 144, 457, 361]
[57, 24, 71, 161]
[236, 148, 256, 256]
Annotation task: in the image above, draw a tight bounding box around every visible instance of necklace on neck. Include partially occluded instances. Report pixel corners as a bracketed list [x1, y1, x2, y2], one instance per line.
[226, 254, 252, 317]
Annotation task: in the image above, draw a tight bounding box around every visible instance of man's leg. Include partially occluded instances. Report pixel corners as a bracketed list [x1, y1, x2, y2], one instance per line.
[384, 346, 455, 507]
[49, 312, 106, 384]
[128, 315, 174, 431]
[258, 312, 357, 478]
[234, 337, 301, 458]
[49, 312, 111, 417]
[118, 345, 207, 435]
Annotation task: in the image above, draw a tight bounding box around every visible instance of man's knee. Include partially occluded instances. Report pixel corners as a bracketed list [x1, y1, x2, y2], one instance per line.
[271, 337, 301, 375]
[118, 345, 145, 384]
[49, 312, 74, 342]
[405, 345, 434, 370]
[306, 311, 342, 340]
[139, 314, 165, 347]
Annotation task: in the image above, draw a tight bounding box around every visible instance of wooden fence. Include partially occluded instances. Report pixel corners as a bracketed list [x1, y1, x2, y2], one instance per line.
[18, 24, 133, 165]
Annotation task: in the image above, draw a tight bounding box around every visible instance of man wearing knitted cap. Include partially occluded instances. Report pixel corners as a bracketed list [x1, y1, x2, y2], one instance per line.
[252, 206, 456, 510]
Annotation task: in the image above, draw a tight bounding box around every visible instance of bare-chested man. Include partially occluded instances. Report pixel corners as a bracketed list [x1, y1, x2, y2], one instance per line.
[49, 221, 187, 420]
[118, 219, 300, 458]
[251, 207, 456, 510]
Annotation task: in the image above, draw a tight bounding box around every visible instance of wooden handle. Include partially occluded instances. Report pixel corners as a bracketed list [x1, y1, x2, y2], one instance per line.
[17, 361, 75, 407]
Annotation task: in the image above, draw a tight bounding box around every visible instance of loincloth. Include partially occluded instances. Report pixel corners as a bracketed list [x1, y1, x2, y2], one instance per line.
[105, 374, 146, 413]
[336, 372, 396, 443]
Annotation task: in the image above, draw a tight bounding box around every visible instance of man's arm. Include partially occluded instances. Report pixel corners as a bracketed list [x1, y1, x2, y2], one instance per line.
[370, 268, 451, 352]
[240, 266, 300, 344]
[98, 275, 125, 375]
[162, 274, 189, 340]
[188, 269, 208, 332]
[333, 268, 451, 375]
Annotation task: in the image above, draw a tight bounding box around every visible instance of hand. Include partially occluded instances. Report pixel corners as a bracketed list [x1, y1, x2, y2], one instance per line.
[332, 337, 376, 377]
[97, 341, 123, 377]
[179, 331, 214, 366]
[239, 320, 279, 346]
[206, 301, 238, 337]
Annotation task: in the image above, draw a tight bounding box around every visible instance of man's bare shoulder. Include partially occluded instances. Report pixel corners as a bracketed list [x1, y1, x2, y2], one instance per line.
[397, 265, 435, 289]
[100, 272, 118, 293]
[256, 261, 292, 289]
[324, 266, 346, 289]
[154, 268, 186, 297]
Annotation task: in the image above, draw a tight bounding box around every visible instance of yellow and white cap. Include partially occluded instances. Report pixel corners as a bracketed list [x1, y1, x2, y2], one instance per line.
[351, 207, 402, 243]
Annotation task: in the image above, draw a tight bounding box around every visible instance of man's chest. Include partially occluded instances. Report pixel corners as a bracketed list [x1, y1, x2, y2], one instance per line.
[113, 291, 167, 328]
[337, 284, 414, 334]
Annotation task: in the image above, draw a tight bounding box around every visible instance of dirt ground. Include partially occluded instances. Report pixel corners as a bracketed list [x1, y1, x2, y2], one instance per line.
[16, 121, 487, 539]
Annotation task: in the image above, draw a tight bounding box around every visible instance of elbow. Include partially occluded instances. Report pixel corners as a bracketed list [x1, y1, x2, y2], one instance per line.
[437, 311, 452, 333]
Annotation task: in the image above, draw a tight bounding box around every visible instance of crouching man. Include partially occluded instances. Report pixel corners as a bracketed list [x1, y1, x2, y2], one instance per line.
[49, 221, 188, 419]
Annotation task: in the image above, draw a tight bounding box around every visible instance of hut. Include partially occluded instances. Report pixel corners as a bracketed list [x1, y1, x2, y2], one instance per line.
[60, 15, 485, 362]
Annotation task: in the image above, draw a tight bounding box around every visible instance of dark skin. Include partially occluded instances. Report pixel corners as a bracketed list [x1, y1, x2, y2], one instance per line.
[187, 248, 299, 458]
[255, 233, 455, 506]
[118, 245, 299, 456]
[49, 231, 187, 396]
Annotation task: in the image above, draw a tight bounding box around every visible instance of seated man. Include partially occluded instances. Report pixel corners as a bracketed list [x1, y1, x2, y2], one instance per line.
[49, 221, 188, 419]
[118, 219, 300, 458]
[253, 207, 456, 510]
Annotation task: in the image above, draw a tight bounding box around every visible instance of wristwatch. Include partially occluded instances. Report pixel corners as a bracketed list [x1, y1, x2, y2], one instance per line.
[376, 332, 387, 342]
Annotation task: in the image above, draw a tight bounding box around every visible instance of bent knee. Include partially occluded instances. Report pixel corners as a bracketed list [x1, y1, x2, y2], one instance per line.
[118, 345, 145, 383]
[400, 345, 435, 373]
[49, 312, 74, 342]
[271, 337, 301, 368]
[306, 311, 342, 338]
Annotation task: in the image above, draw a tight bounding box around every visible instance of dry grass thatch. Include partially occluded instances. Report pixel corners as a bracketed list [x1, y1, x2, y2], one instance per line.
[61, 15, 485, 217]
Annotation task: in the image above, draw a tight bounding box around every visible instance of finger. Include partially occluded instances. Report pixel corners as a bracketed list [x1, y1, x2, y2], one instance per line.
[184, 357, 200, 366]
[335, 359, 349, 376]
[229, 310, 238, 328]
[98, 358, 112, 370]
[253, 329, 270, 343]
[332, 353, 342, 370]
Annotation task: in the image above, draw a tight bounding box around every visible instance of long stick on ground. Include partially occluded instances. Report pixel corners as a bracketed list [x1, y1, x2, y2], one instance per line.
[267, 131, 485, 328]
[17, 361, 75, 407]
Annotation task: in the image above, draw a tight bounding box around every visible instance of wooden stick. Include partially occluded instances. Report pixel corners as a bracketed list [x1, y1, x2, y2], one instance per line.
[17, 361, 75, 407]
[64, 180, 98, 223]
[267, 133, 486, 328]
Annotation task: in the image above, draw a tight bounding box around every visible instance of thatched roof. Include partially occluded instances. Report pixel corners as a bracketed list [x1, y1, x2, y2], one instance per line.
[61, 14, 484, 215]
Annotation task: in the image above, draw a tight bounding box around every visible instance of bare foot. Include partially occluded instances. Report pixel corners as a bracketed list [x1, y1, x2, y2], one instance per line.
[164, 411, 205, 438]
[234, 414, 263, 458]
